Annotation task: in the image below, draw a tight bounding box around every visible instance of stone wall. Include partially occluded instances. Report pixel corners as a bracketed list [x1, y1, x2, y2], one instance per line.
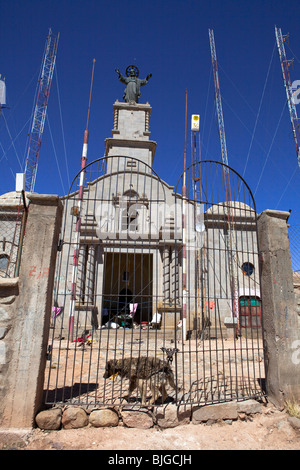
[258, 209, 300, 408]
[0, 194, 62, 429]
[34, 399, 264, 430]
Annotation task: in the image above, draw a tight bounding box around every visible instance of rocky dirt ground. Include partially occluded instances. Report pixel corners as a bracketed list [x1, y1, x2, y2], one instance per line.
[1, 402, 300, 451]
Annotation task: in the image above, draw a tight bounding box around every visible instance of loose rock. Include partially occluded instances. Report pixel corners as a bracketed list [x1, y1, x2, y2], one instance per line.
[192, 401, 238, 424]
[237, 399, 262, 415]
[35, 408, 62, 430]
[288, 416, 300, 431]
[121, 409, 154, 429]
[155, 404, 191, 428]
[89, 409, 119, 427]
[62, 406, 88, 429]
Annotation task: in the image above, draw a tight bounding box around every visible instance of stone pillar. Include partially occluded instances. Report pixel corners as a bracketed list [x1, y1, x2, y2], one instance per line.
[77, 244, 87, 302]
[145, 110, 150, 132]
[170, 246, 175, 303]
[162, 246, 170, 303]
[0, 194, 62, 429]
[170, 246, 179, 303]
[86, 244, 96, 304]
[258, 209, 300, 407]
[113, 106, 118, 130]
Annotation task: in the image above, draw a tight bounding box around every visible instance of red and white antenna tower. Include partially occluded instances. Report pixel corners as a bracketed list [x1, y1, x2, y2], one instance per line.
[24, 28, 59, 192]
[209, 28, 239, 325]
[275, 25, 300, 169]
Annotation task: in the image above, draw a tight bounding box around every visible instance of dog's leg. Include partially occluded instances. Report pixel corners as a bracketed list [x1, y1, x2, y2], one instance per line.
[159, 383, 168, 402]
[147, 376, 161, 405]
[168, 372, 181, 392]
[123, 377, 137, 402]
[137, 379, 147, 405]
[148, 383, 158, 404]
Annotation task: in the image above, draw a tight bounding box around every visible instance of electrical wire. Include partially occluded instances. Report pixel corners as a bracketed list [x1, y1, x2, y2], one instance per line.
[46, 114, 66, 195]
[0, 140, 13, 180]
[253, 100, 286, 197]
[1, 112, 22, 170]
[221, 94, 267, 154]
[0, 115, 31, 165]
[55, 66, 70, 189]
[275, 165, 298, 209]
[242, 43, 276, 178]
[201, 65, 213, 155]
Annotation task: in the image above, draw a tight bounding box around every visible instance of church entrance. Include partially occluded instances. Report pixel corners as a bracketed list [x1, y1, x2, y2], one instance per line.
[102, 252, 153, 326]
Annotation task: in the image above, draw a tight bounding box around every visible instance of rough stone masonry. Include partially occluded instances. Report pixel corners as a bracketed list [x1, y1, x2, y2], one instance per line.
[0, 194, 62, 429]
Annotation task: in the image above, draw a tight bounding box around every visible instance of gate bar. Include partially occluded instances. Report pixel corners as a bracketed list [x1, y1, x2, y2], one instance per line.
[68, 58, 96, 340]
[182, 89, 188, 340]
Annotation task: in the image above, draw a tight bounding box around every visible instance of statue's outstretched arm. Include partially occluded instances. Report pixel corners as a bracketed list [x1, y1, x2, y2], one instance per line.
[140, 73, 152, 87]
[115, 68, 126, 83]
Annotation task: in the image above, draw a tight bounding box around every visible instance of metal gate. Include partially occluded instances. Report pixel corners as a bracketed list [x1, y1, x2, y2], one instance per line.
[44, 157, 265, 408]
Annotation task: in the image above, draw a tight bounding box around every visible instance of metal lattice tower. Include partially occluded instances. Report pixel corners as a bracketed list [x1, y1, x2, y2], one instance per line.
[24, 29, 59, 192]
[209, 29, 233, 205]
[275, 25, 300, 169]
[209, 29, 239, 322]
[209, 29, 229, 169]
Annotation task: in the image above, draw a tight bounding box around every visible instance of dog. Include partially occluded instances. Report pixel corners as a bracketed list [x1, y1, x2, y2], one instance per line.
[103, 356, 180, 404]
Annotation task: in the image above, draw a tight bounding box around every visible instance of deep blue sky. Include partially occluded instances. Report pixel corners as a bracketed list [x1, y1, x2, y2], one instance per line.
[1, 0, 300, 223]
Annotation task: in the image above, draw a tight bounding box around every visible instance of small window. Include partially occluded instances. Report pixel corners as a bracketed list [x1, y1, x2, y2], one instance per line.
[242, 262, 254, 276]
[239, 296, 262, 328]
[0, 254, 9, 274]
[127, 160, 137, 168]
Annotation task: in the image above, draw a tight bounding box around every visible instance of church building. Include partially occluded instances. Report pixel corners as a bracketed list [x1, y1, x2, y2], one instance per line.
[53, 67, 261, 341]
